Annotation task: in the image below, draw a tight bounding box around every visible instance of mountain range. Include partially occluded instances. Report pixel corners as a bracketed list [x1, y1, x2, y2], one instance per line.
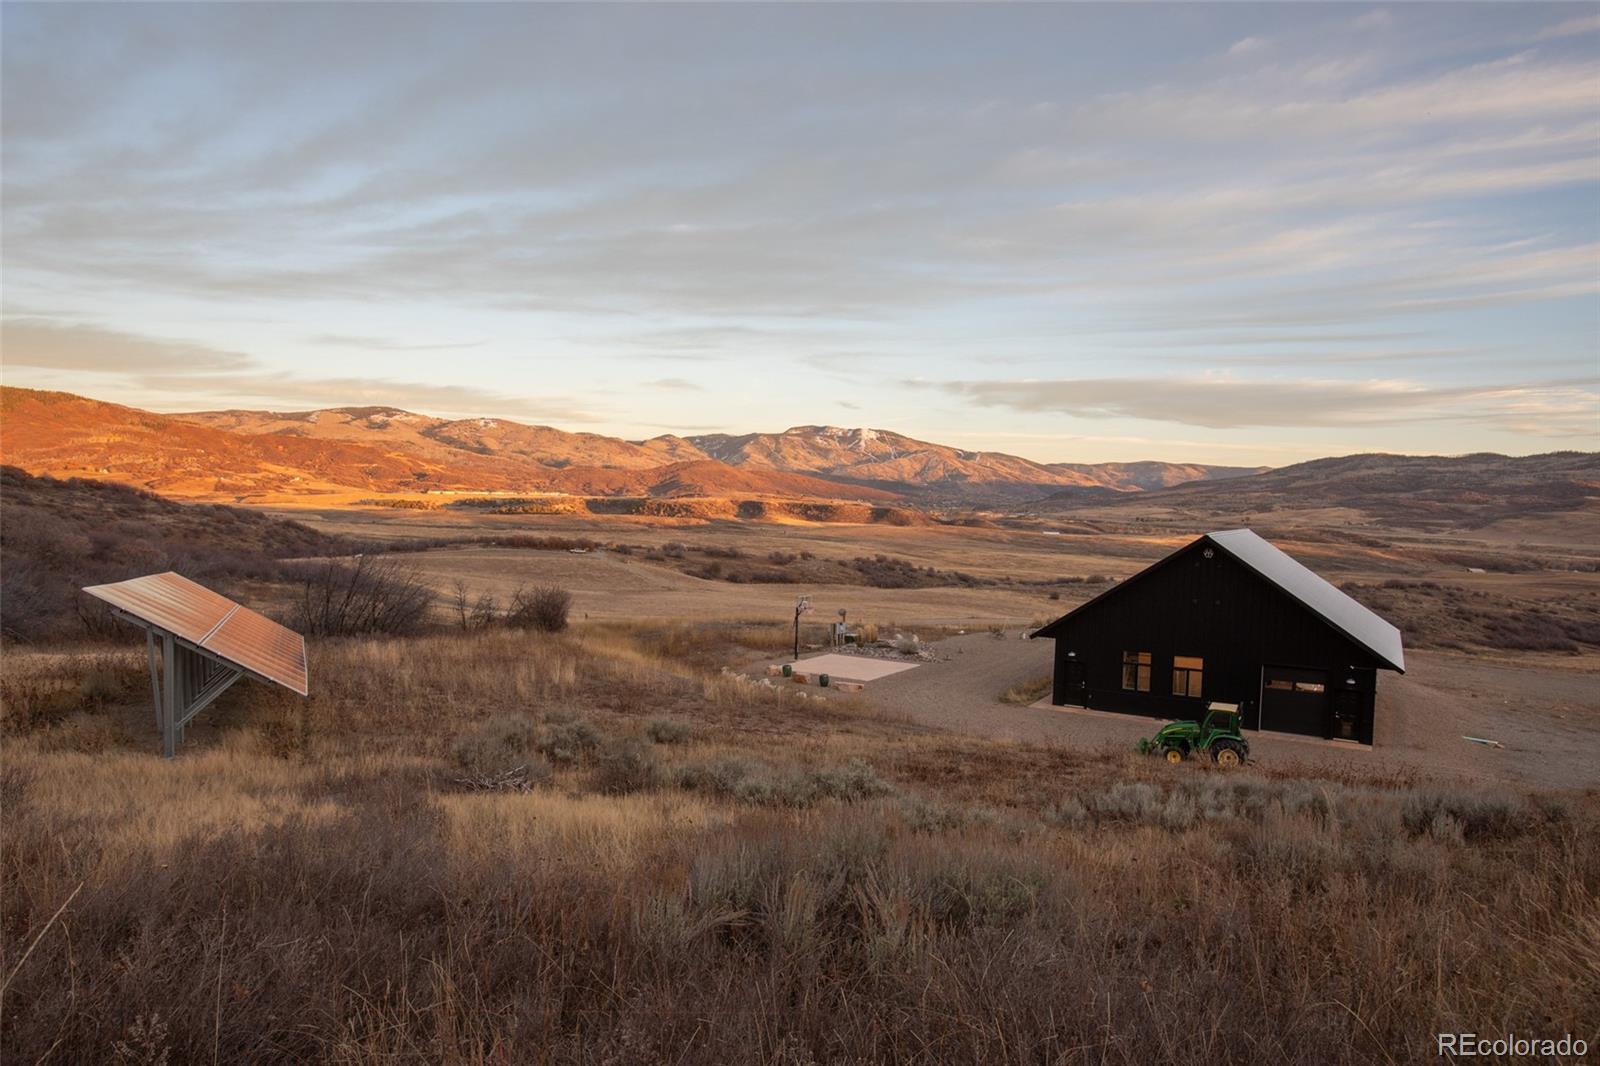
[1037, 449, 1600, 532]
[0, 388, 1258, 504]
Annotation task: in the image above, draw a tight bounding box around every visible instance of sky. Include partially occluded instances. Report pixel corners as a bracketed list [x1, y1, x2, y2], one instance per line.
[2, 2, 1597, 466]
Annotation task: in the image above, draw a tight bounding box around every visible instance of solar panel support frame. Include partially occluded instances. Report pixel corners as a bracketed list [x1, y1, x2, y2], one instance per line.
[112, 606, 249, 757]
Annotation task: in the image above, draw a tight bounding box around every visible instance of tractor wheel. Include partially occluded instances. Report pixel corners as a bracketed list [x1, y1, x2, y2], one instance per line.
[1163, 747, 1185, 765]
[1212, 743, 1243, 768]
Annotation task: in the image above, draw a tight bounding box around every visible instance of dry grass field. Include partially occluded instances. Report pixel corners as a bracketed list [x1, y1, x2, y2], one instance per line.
[5, 498, 1600, 1063]
[5, 627, 1598, 1064]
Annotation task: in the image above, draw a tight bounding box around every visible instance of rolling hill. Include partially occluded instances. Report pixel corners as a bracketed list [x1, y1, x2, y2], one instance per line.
[183, 406, 668, 470]
[1034, 451, 1600, 532]
[678, 425, 1259, 499]
[173, 403, 1257, 501]
[2, 387, 1261, 507]
[0, 389, 896, 503]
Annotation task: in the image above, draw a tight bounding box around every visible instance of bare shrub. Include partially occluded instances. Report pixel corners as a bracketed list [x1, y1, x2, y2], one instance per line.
[1401, 791, 1530, 841]
[42, 712, 126, 753]
[292, 556, 433, 636]
[507, 585, 571, 632]
[452, 713, 541, 776]
[78, 667, 125, 704]
[646, 718, 693, 744]
[1088, 782, 1163, 823]
[675, 756, 891, 808]
[898, 795, 968, 833]
[1041, 796, 1088, 828]
[0, 560, 58, 642]
[592, 738, 660, 794]
[450, 579, 501, 630]
[537, 717, 602, 764]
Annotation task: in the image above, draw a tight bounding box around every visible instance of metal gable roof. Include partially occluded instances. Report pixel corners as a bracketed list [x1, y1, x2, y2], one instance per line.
[83, 572, 309, 695]
[1203, 529, 1404, 672]
[1030, 529, 1405, 673]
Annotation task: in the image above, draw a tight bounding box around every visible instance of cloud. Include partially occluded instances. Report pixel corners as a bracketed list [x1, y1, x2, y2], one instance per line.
[934, 376, 1600, 436]
[1, 316, 598, 422]
[1155, 346, 1484, 367]
[1, 318, 253, 372]
[1529, 13, 1600, 42]
[307, 333, 487, 352]
[1, 6, 1595, 460]
[131, 369, 596, 421]
[643, 377, 700, 390]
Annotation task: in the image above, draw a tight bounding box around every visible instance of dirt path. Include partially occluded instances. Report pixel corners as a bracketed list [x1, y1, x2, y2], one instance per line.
[845, 634, 1600, 789]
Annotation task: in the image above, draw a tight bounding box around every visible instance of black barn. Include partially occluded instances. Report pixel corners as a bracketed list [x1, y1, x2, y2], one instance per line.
[1031, 529, 1404, 744]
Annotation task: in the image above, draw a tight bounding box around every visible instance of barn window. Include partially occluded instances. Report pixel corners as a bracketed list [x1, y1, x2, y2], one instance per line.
[1294, 681, 1325, 693]
[1121, 651, 1151, 692]
[1172, 656, 1204, 697]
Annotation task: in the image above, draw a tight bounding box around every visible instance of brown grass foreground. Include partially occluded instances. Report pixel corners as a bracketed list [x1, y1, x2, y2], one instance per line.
[3, 627, 1598, 1064]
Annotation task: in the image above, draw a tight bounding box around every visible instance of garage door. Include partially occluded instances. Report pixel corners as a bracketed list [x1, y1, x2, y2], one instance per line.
[1260, 666, 1330, 737]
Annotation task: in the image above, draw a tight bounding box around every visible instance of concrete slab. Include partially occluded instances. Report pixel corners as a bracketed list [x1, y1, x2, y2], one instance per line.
[786, 653, 921, 683]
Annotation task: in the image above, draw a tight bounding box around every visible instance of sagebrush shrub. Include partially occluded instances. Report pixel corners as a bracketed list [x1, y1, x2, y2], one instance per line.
[592, 738, 661, 794]
[646, 718, 693, 744]
[1401, 791, 1529, 841]
[674, 757, 892, 809]
[537, 718, 602, 764]
[78, 668, 124, 704]
[452, 714, 541, 775]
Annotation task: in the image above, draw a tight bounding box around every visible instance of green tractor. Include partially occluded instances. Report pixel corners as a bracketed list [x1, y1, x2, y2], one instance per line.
[1135, 702, 1249, 767]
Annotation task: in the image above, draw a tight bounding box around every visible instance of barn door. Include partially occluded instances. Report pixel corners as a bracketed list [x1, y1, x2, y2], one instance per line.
[1260, 666, 1331, 737]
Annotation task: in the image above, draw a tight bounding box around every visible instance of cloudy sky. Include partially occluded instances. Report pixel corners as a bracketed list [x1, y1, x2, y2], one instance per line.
[2, 3, 1596, 464]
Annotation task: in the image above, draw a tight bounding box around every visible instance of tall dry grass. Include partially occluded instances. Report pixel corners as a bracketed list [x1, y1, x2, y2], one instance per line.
[3, 625, 1597, 1063]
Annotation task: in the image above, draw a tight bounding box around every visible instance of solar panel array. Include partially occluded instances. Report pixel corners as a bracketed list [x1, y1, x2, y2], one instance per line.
[82, 572, 309, 695]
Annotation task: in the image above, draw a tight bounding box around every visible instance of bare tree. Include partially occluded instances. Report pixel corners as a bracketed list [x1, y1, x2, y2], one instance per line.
[470, 590, 500, 629]
[292, 556, 434, 636]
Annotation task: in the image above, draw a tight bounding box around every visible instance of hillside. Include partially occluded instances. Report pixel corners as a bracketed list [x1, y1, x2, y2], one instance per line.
[0, 389, 527, 497]
[0, 466, 347, 641]
[1037, 451, 1600, 531]
[0, 389, 894, 504]
[1046, 460, 1264, 493]
[183, 406, 669, 470]
[683, 425, 1257, 499]
[530, 459, 900, 501]
[5, 389, 1257, 504]
[192, 413, 1258, 500]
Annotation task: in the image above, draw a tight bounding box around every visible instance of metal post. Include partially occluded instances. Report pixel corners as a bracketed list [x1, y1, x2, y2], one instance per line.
[161, 630, 178, 758]
[147, 630, 162, 730]
[793, 604, 801, 662]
